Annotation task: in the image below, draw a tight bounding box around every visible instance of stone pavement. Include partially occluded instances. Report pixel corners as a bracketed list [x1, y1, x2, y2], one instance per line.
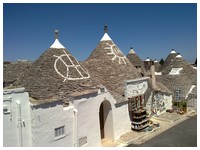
[101, 108, 196, 147]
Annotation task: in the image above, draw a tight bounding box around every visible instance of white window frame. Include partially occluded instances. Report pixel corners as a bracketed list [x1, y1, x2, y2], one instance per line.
[54, 125, 65, 140]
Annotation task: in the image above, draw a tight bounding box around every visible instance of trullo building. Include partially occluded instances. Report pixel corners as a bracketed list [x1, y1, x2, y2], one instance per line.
[3, 28, 173, 147]
[156, 50, 197, 102]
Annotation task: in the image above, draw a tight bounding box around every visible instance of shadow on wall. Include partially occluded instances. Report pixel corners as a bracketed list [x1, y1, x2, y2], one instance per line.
[33, 100, 63, 109]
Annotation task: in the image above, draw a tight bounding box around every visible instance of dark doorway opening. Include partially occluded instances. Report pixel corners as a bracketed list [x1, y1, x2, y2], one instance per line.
[99, 102, 104, 139]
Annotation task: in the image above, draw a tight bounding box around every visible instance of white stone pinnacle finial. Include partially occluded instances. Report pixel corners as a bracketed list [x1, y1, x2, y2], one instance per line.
[100, 25, 112, 41]
[54, 30, 59, 39]
[176, 54, 182, 58]
[146, 57, 150, 61]
[104, 25, 108, 33]
[129, 47, 136, 54]
[171, 49, 176, 54]
[50, 30, 65, 48]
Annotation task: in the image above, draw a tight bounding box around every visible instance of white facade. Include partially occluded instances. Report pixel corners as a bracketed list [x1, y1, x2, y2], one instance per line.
[31, 100, 74, 147]
[153, 93, 172, 115]
[124, 77, 172, 116]
[124, 77, 150, 98]
[30, 88, 132, 147]
[3, 88, 32, 147]
[69, 88, 131, 146]
[146, 92, 172, 115]
[3, 82, 172, 147]
[3, 87, 132, 147]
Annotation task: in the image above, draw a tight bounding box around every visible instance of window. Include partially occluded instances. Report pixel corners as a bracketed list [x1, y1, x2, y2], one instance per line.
[100, 87, 105, 93]
[3, 97, 12, 115]
[55, 126, 65, 138]
[175, 89, 181, 101]
[63, 101, 69, 107]
[3, 104, 11, 114]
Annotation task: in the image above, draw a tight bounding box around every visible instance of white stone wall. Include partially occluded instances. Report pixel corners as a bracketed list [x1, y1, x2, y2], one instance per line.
[3, 88, 32, 147]
[125, 78, 149, 98]
[4, 87, 132, 147]
[31, 101, 74, 147]
[164, 94, 173, 111]
[153, 93, 172, 115]
[124, 77, 173, 117]
[112, 102, 131, 139]
[72, 89, 131, 147]
[145, 92, 153, 114]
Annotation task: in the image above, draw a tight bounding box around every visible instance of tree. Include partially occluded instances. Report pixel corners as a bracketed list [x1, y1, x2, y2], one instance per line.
[159, 58, 164, 65]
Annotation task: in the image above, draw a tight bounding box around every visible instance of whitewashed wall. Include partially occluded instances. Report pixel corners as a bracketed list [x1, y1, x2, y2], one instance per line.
[145, 92, 172, 115]
[163, 94, 172, 112]
[153, 93, 172, 115]
[72, 89, 131, 147]
[3, 88, 32, 147]
[31, 101, 74, 147]
[125, 77, 149, 98]
[145, 92, 153, 114]
[112, 102, 131, 139]
[124, 77, 172, 117]
[3, 87, 133, 147]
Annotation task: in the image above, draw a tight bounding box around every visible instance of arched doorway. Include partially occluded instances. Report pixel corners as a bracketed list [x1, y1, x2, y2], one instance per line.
[99, 100, 114, 140]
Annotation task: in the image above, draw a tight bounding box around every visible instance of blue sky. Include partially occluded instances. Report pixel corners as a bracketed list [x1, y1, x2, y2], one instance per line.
[3, 3, 197, 63]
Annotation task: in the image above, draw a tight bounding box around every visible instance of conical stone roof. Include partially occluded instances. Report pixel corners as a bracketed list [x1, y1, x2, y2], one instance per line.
[15, 30, 99, 103]
[171, 55, 196, 81]
[127, 47, 147, 76]
[154, 59, 161, 72]
[161, 53, 196, 78]
[83, 26, 142, 103]
[156, 53, 197, 98]
[3, 61, 32, 87]
[158, 49, 178, 73]
[127, 47, 144, 67]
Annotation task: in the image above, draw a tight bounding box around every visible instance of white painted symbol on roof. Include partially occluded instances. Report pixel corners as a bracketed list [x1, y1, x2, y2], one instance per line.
[104, 43, 127, 65]
[53, 50, 90, 82]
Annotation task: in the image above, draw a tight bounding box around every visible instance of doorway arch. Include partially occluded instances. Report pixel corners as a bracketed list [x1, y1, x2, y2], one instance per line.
[99, 100, 114, 140]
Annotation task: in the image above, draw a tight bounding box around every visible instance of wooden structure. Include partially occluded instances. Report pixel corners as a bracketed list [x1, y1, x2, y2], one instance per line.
[129, 95, 149, 131]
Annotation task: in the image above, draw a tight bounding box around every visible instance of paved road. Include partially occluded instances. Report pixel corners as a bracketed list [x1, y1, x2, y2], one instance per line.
[127, 115, 197, 147]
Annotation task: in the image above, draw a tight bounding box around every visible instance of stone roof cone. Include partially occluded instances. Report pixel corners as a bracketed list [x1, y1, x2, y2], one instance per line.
[14, 30, 99, 102]
[160, 50, 196, 76]
[83, 26, 141, 103]
[127, 47, 147, 76]
[158, 49, 178, 72]
[126, 48, 143, 65]
[154, 59, 161, 72]
[156, 52, 197, 98]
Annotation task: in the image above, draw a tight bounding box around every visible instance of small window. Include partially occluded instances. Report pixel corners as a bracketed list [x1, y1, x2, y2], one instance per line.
[175, 89, 181, 101]
[3, 105, 11, 114]
[55, 126, 65, 138]
[63, 101, 69, 107]
[100, 88, 105, 93]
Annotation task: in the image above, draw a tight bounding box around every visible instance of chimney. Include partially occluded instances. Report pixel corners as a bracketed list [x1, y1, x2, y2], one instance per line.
[144, 58, 156, 89]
